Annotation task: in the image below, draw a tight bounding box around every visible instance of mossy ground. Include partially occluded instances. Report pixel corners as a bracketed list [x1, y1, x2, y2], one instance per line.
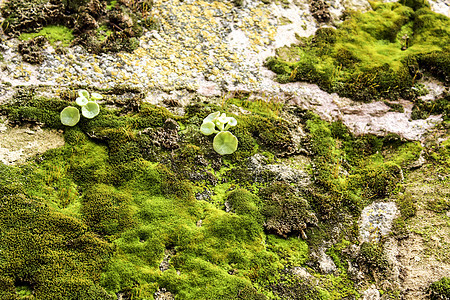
[1, 0, 150, 54]
[0, 87, 436, 299]
[19, 25, 74, 47]
[266, 0, 449, 102]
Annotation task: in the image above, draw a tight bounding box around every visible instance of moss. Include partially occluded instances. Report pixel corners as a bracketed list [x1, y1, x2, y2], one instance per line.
[1, 0, 147, 54]
[270, 272, 325, 300]
[400, 0, 431, 11]
[266, 235, 309, 266]
[356, 161, 403, 199]
[411, 92, 449, 121]
[358, 242, 389, 273]
[81, 184, 135, 236]
[397, 192, 417, 218]
[429, 277, 450, 300]
[266, 1, 449, 101]
[238, 114, 297, 155]
[0, 193, 113, 299]
[226, 188, 264, 223]
[260, 182, 318, 237]
[1, 90, 69, 128]
[19, 25, 74, 47]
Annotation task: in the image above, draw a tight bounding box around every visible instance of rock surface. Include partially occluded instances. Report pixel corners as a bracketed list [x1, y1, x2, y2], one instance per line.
[0, 0, 448, 141]
[359, 202, 399, 243]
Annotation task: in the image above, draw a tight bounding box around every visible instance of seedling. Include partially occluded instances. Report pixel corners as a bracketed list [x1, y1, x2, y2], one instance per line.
[200, 111, 238, 155]
[60, 90, 102, 126]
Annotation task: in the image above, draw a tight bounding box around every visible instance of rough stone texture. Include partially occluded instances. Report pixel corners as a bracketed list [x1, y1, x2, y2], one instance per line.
[0, 120, 64, 165]
[154, 288, 175, 300]
[359, 202, 399, 243]
[383, 168, 450, 300]
[247, 153, 312, 185]
[291, 266, 311, 278]
[362, 285, 380, 300]
[0, 0, 448, 140]
[314, 247, 337, 274]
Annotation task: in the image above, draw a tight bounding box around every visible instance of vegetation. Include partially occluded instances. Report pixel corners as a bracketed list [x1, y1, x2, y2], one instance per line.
[0, 85, 430, 298]
[19, 25, 74, 47]
[266, 0, 450, 102]
[429, 277, 450, 300]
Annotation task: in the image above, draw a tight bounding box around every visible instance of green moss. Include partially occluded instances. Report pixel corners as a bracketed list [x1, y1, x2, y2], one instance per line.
[266, 235, 309, 266]
[359, 242, 389, 272]
[1, 90, 69, 129]
[411, 92, 449, 121]
[226, 188, 264, 224]
[19, 25, 74, 47]
[0, 193, 113, 299]
[81, 184, 135, 236]
[266, 1, 450, 101]
[106, 0, 118, 10]
[429, 277, 450, 299]
[260, 182, 318, 237]
[226, 97, 284, 119]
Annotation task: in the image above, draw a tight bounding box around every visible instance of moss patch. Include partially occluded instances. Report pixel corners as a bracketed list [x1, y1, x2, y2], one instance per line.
[266, 1, 450, 102]
[19, 25, 74, 47]
[0, 91, 433, 299]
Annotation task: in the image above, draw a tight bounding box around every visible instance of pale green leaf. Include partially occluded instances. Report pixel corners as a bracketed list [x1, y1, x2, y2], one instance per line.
[76, 96, 88, 106]
[81, 101, 100, 119]
[200, 121, 217, 135]
[60, 106, 80, 126]
[213, 131, 238, 155]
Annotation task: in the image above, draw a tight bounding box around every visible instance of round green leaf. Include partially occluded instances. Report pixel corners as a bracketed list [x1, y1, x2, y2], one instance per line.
[76, 96, 88, 106]
[78, 89, 90, 99]
[200, 121, 217, 135]
[60, 106, 80, 126]
[217, 113, 230, 124]
[81, 101, 100, 119]
[227, 117, 237, 127]
[213, 131, 238, 155]
[203, 111, 220, 123]
[91, 92, 103, 100]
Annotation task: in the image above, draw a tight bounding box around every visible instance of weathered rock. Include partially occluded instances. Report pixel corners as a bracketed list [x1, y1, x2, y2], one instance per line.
[0, 123, 64, 165]
[359, 202, 399, 243]
[362, 285, 380, 300]
[316, 247, 337, 274]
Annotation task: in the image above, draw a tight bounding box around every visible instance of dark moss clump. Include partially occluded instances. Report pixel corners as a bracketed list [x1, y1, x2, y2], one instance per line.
[0, 0, 68, 36]
[358, 242, 389, 276]
[1, 88, 69, 128]
[238, 114, 297, 156]
[309, 0, 331, 23]
[0, 194, 113, 300]
[270, 272, 324, 300]
[81, 184, 135, 236]
[411, 92, 449, 121]
[1, 0, 150, 54]
[302, 114, 417, 220]
[357, 162, 403, 199]
[415, 50, 450, 84]
[429, 277, 450, 300]
[266, 1, 450, 102]
[227, 188, 264, 225]
[18, 36, 47, 64]
[259, 182, 317, 238]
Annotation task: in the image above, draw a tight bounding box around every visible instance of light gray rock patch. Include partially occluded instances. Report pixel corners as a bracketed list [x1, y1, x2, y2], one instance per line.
[359, 202, 399, 243]
[362, 285, 381, 300]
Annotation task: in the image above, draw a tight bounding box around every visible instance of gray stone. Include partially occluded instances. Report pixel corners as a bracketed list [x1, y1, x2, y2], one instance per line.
[359, 202, 399, 243]
[362, 285, 380, 300]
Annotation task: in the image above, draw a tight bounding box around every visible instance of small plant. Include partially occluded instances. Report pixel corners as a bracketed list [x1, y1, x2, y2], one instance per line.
[60, 90, 102, 126]
[200, 111, 238, 155]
